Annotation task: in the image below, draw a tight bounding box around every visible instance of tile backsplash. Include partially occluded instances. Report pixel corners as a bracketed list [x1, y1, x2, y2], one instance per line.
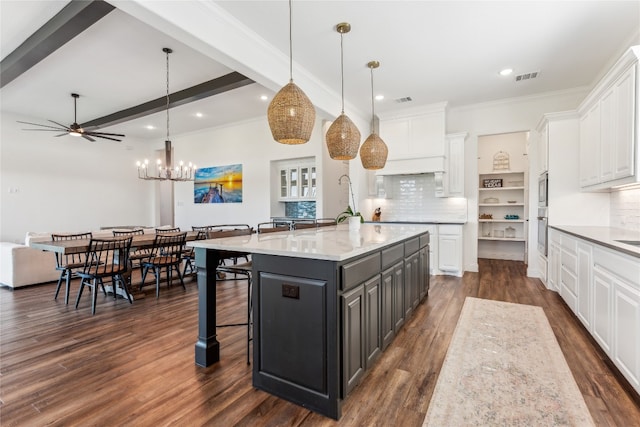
[285, 201, 317, 219]
[610, 187, 640, 231]
[372, 174, 467, 222]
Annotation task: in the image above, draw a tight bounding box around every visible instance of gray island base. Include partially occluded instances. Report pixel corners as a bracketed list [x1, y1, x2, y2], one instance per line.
[190, 223, 431, 420]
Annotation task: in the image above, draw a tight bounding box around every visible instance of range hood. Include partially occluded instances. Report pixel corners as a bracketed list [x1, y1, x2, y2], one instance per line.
[375, 155, 445, 176]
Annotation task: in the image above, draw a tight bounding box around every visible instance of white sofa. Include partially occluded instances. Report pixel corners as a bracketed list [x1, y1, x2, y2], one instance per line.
[0, 227, 161, 289]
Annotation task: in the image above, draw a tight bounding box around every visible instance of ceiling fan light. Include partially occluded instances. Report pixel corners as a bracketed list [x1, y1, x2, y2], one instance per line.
[360, 133, 388, 169]
[326, 113, 361, 160]
[267, 81, 316, 144]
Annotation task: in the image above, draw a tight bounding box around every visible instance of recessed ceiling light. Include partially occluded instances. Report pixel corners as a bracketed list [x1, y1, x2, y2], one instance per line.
[375, 94, 384, 101]
[500, 68, 513, 76]
[195, 112, 203, 118]
[145, 125, 155, 130]
[260, 95, 268, 101]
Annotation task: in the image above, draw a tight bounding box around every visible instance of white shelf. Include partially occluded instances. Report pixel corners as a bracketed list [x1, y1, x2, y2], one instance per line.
[479, 171, 523, 175]
[479, 203, 524, 207]
[478, 237, 526, 242]
[479, 219, 525, 223]
[478, 186, 525, 191]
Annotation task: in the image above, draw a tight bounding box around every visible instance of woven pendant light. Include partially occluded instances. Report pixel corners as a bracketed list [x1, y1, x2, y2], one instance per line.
[360, 61, 388, 169]
[326, 22, 360, 160]
[267, 0, 315, 145]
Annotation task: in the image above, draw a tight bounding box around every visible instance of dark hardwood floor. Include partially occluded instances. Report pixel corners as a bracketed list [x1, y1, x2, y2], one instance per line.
[1, 259, 639, 426]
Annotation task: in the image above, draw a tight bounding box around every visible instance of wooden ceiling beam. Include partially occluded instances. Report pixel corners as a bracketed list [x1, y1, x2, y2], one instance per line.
[0, 0, 115, 88]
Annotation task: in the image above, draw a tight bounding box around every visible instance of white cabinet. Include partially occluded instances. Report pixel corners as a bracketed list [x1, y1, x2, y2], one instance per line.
[437, 224, 462, 276]
[278, 162, 316, 201]
[579, 47, 639, 189]
[537, 121, 549, 175]
[435, 132, 467, 198]
[379, 104, 446, 161]
[552, 229, 640, 395]
[547, 232, 561, 292]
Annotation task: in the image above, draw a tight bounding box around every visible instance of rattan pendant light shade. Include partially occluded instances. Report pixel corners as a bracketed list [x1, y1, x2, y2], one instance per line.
[326, 22, 360, 160]
[360, 60, 388, 170]
[268, 80, 315, 144]
[267, 0, 315, 145]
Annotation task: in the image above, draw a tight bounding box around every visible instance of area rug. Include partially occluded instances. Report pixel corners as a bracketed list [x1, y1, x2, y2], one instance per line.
[423, 297, 595, 426]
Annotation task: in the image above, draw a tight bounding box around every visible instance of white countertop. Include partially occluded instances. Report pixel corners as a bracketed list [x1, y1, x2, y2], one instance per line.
[550, 225, 640, 258]
[188, 223, 431, 262]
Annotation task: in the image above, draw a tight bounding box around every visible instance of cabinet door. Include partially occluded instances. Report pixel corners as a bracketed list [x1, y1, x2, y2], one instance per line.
[342, 285, 365, 396]
[381, 267, 395, 350]
[289, 168, 299, 198]
[310, 167, 317, 197]
[300, 166, 310, 198]
[579, 103, 600, 187]
[419, 246, 430, 300]
[280, 169, 288, 198]
[600, 86, 616, 182]
[593, 266, 613, 355]
[538, 123, 548, 174]
[548, 242, 561, 292]
[577, 243, 592, 329]
[613, 278, 640, 389]
[438, 234, 461, 274]
[613, 64, 636, 180]
[404, 256, 414, 319]
[447, 134, 465, 196]
[392, 262, 405, 333]
[364, 275, 381, 368]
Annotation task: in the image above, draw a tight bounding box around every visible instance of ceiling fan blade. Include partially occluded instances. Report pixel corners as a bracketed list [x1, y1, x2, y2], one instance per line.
[17, 120, 66, 130]
[55, 133, 68, 137]
[82, 134, 96, 142]
[89, 134, 122, 142]
[21, 128, 65, 132]
[87, 131, 126, 137]
[47, 119, 72, 130]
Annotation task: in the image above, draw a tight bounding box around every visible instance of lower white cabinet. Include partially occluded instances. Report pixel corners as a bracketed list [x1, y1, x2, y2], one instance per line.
[438, 225, 462, 276]
[553, 229, 640, 395]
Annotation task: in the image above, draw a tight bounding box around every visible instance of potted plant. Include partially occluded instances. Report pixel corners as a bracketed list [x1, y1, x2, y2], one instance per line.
[336, 174, 363, 227]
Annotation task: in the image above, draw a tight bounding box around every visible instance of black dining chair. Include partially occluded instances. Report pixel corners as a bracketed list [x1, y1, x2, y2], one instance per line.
[155, 227, 181, 234]
[75, 236, 133, 315]
[52, 232, 93, 305]
[112, 229, 150, 280]
[141, 232, 187, 298]
[182, 228, 210, 276]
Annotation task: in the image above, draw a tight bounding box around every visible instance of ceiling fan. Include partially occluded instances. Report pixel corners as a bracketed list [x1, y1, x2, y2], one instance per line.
[17, 93, 125, 142]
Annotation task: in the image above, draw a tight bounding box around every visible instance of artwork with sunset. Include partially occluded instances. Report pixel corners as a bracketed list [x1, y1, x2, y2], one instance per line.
[194, 164, 243, 204]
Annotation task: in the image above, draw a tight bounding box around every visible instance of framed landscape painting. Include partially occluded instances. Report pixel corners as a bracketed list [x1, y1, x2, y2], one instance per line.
[194, 164, 243, 203]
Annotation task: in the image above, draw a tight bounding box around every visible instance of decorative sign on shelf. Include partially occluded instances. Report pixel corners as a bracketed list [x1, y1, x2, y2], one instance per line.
[483, 178, 503, 188]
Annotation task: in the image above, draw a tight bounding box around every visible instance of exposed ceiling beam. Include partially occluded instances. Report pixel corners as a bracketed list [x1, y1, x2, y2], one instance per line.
[0, 0, 115, 89]
[82, 71, 255, 130]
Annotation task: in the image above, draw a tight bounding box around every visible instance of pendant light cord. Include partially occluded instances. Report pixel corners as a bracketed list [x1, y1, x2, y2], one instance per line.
[340, 32, 345, 113]
[370, 66, 375, 134]
[166, 49, 170, 142]
[288, 0, 293, 82]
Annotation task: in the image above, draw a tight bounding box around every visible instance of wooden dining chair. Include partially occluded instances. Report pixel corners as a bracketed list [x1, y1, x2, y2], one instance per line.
[52, 232, 93, 305]
[155, 227, 181, 234]
[75, 236, 133, 315]
[207, 226, 253, 364]
[141, 232, 187, 298]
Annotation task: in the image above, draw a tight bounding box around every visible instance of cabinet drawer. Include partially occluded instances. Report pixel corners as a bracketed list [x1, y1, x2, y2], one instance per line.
[419, 233, 430, 248]
[561, 267, 578, 295]
[342, 253, 381, 290]
[404, 237, 420, 255]
[561, 250, 577, 275]
[382, 244, 403, 270]
[438, 224, 461, 235]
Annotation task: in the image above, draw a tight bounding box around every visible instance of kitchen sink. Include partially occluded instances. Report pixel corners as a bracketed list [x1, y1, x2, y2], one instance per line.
[615, 240, 640, 247]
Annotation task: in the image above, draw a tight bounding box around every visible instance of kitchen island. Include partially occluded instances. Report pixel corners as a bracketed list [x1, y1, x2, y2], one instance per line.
[189, 223, 431, 419]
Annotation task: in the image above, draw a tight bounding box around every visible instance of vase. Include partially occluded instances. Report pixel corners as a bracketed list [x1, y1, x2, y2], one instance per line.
[348, 216, 361, 231]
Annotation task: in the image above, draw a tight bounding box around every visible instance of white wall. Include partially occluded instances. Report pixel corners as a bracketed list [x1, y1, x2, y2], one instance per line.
[0, 112, 156, 243]
[170, 116, 345, 230]
[611, 186, 640, 231]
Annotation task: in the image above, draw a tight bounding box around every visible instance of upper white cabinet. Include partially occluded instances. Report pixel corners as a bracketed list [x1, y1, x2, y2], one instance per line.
[579, 46, 639, 189]
[278, 160, 316, 201]
[536, 120, 549, 175]
[435, 132, 467, 198]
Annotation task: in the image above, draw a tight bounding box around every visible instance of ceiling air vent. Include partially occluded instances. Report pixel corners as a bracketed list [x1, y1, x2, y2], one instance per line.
[395, 96, 413, 103]
[515, 71, 540, 82]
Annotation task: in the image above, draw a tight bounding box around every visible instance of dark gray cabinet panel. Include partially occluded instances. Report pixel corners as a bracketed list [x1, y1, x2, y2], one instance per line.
[419, 246, 430, 300]
[392, 261, 405, 333]
[364, 275, 381, 368]
[342, 253, 381, 291]
[342, 284, 364, 396]
[407, 252, 420, 310]
[381, 267, 395, 350]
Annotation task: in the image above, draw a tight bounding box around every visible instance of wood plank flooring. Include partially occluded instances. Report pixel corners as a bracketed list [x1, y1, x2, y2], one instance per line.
[1, 259, 639, 426]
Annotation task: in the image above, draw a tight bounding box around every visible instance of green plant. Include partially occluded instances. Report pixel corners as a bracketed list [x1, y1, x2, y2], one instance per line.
[336, 205, 364, 223]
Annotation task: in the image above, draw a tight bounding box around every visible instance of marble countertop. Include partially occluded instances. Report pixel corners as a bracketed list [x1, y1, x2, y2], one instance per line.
[188, 223, 430, 262]
[550, 225, 640, 258]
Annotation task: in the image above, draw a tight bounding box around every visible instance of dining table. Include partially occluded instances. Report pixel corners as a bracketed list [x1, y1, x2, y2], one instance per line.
[30, 231, 201, 299]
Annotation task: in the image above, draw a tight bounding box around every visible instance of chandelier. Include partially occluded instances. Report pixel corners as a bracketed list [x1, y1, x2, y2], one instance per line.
[137, 48, 196, 181]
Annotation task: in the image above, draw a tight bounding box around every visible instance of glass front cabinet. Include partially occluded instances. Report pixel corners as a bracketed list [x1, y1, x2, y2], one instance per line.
[279, 162, 316, 200]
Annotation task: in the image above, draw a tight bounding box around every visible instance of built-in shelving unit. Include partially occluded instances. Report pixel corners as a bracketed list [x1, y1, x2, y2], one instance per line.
[477, 133, 529, 261]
